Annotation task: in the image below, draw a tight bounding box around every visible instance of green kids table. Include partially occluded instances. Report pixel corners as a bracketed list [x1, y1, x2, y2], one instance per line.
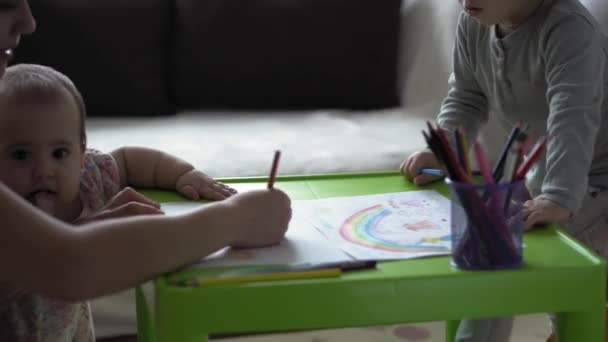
[136, 172, 606, 342]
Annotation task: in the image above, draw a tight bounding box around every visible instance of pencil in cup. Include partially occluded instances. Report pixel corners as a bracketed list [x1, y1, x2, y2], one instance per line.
[447, 179, 526, 270]
[492, 124, 521, 183]
[457, 127, 472, 177]
[454, 128, 471, 178]
[449, 181, 506, 268]
[451, 187, 518, 269]
[423, 124, 520, 267]
[501, 134, 545, 215]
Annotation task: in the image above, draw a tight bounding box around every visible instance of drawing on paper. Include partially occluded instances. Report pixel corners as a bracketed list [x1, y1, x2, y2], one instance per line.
[305, 191, 452, 260]
[340, 204, 450, 253]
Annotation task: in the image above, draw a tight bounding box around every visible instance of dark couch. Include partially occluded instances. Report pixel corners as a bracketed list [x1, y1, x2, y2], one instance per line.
[14, 0, 402, 116]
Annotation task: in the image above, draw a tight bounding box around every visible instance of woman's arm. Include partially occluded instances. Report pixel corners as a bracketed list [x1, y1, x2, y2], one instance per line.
[0, 183, 291, 301]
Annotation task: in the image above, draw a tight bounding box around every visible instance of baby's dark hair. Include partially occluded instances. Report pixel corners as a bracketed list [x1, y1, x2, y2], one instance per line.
[0, 64, 87, 149]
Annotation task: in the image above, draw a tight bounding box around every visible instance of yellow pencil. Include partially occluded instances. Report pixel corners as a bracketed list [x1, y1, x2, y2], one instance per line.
[185, 268, 342, 286]
[459, 126, 472, 177]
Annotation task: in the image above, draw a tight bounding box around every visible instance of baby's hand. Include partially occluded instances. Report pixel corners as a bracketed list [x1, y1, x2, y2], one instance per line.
[399, 149, 443, 185]
[176, 169, 237, 200]
[74, 187, 164, 225]
[522, 197, 572, 231]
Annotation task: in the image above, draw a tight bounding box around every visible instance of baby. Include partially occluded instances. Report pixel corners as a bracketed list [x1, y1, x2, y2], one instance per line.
[0, 63, 236, 341]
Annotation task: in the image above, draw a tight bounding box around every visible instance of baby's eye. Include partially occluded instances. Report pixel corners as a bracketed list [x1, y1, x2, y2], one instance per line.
[53, 148, 71, 159]
[11, 149, 29, 161]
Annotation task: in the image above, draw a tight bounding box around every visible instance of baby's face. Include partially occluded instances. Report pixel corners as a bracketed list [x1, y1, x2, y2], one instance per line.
[0, 91, 83, 218]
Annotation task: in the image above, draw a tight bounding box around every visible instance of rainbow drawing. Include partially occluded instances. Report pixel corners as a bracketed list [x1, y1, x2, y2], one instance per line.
[339, 204, 450, 253]
[405, 219, 439, 231]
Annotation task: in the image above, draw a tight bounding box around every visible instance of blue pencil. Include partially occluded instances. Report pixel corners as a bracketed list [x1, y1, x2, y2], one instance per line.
[419, 168, 444, 177]
[492, 125, 520, 183]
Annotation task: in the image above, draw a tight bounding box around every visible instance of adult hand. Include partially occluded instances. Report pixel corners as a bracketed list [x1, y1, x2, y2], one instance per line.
[223, 189, 292, 248]
[74, 187, 164, 225]
[176, 169, 237, 200]
[522, 197, 571, 231]
[399, 149, 443, 185]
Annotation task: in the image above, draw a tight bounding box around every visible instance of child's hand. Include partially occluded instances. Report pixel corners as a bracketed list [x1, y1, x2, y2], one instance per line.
[522, 197, 572, 231]
[223, 189, 292, 248]
[176, 169, 237, 200]
[75, 187, 164, 225]
[399, 149, 443, 185]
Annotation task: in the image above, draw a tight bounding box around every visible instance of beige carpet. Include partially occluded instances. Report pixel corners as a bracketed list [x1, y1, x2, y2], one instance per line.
[212, 315, 551, 341]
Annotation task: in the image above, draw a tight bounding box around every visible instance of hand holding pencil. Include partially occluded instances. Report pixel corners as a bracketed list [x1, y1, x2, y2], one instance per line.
[223, 188, 292, 248]
[400, 149, 444, 185]
[222, 150, 291, 248]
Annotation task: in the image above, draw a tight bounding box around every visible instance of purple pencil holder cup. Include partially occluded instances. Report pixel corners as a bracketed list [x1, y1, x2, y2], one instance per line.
[445, 178, 527, 270]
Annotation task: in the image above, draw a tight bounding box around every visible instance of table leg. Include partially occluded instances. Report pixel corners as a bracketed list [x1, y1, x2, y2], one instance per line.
[157, 325, 209, 342]
[555, 305, 605, 342]
[445, 320, 460, 342]
[155, 302, 210, 342]
[135, 286, 155, 342]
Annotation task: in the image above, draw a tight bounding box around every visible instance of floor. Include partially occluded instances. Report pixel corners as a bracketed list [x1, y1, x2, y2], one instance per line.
[212, 314, 551, 341]
[99, 314, 551, 342]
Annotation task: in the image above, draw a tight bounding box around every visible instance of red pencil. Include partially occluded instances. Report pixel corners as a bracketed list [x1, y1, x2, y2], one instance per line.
[267, 150, 281, 189]
[514, 136, 547, 180]
[473, 140, 494, 184]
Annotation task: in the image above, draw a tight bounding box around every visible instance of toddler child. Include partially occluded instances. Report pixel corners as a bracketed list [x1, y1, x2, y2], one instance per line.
[0, 63, 237, 341]
[401, 0, 608, 341]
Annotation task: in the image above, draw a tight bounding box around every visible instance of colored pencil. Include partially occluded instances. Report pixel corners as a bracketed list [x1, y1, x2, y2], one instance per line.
[422, 129, 447, 168]
[514, 136, 547, 180]
[458, 127, 472, 177]
[473, 141, 494, 184]
[267, 150, 281, 189]
[492, 124, 520, 183]
[423, 127, 450, 175]
[182, 268, 341, 286]
[419, 168, 444, 177]
[289, 260, 377, 272]
[434, 126, 471, 183]
[454, 128, 466, 173]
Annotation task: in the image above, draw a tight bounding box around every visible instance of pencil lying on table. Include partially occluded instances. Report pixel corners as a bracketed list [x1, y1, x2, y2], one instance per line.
[181, 268, 342, 286]
[176, 260, 377, 287]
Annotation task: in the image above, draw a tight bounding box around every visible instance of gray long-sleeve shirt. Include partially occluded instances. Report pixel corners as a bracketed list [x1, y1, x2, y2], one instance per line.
[437, 0, 608, 213]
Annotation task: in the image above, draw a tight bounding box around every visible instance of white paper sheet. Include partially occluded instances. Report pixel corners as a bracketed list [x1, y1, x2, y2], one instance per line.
[299, 191, 452, 260]
[161, 201, 351, 268]
[160, 190, 451, 267]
